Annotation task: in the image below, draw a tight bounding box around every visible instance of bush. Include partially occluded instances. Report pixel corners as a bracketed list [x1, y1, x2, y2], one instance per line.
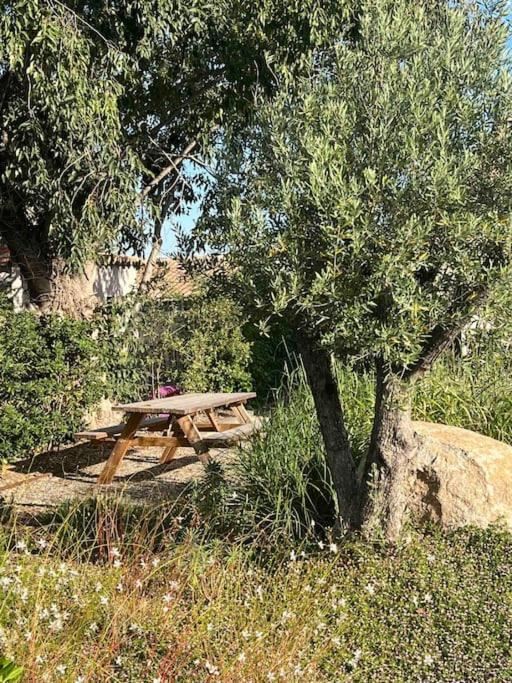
[0, 299, 104, 460]
[101, 295, 252, 399]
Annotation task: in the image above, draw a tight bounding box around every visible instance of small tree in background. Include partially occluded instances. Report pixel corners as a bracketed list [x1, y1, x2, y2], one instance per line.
[190, 0, 512, 538]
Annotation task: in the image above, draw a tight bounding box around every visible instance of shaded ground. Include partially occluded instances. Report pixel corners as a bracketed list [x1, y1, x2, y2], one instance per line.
[0, 441, 236, 517]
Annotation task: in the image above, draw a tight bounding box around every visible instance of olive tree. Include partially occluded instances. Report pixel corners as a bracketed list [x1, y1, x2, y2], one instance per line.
[190, 0, 512, 538]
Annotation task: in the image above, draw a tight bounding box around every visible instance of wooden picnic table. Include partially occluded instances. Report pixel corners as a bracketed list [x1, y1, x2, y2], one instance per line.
[76, 392, 257, 485]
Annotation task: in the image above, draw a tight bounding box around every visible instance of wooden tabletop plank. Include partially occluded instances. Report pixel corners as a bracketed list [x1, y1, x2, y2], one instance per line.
[112, 392, 257, 415]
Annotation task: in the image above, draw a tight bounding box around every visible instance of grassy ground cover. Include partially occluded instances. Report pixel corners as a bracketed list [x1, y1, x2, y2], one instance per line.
[0, 506, 510, 682]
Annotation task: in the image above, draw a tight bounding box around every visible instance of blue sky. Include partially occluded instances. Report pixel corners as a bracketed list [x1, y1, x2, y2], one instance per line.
[160, 201, 200, 257]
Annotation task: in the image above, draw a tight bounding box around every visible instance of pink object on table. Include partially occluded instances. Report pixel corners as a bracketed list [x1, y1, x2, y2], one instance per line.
[155, 384, 182, 399]
[154, 385, 182, 418]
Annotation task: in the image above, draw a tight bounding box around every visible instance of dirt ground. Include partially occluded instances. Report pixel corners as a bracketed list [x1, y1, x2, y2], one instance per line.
[0, 441, 237, 518]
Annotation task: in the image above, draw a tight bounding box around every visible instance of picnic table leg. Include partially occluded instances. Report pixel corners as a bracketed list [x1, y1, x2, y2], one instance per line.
[231, 402, 252, 425]
[160, 441, 179, 464]
[205, 408, 222, 432]
[97, 412, 144, 485]
[160, 417, 179, 464]
[177, 415, 210, 464]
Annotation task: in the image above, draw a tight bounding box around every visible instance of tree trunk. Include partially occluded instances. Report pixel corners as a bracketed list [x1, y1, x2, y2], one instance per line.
[296, 330, 361, 529]
[361, 362, 419, 540]
[2, 228, 95, 316]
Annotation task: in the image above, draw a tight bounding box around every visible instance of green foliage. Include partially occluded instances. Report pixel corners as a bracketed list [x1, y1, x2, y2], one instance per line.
[0, 300, 104, 460]
[244, 319, 296, 404]
[0, 658, 23, 683]
[194, 0, 512, 372]
[108, 295, 252, 397]
[0, 0, 143, 268]
[416, 346, 512, 444]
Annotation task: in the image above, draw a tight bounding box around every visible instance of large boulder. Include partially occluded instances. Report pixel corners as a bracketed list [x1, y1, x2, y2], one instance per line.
[410, 421, 512, 530]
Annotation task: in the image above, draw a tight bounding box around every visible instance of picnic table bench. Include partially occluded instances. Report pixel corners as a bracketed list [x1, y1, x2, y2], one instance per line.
[75, 392, 257, 485]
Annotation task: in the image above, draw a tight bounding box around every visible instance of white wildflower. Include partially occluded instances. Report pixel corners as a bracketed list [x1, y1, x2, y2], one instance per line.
[348, 648, 362, 669]
[205, 661, 219, 676]
[424, 654, 434, 666]
[329, 543, 338, 554]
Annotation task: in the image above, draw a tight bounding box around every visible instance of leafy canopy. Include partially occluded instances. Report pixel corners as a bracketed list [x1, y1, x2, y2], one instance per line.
[1, 0, 353, 269]
[193, 0, 512, 371]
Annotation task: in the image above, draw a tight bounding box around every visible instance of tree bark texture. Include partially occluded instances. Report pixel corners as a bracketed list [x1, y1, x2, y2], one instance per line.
[361, 363, 419, 540]
[296, 330, 361, 529]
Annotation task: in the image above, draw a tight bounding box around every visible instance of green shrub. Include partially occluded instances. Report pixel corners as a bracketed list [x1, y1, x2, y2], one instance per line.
[0, 300, 104, 460]
[103, 295, 253, 398]
[244, 320, 296, 404]
[0, 658, 23, 683]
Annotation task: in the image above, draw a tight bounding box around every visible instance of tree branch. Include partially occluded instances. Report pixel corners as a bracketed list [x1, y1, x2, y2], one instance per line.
[404, 286, 489, 381]
[140, 139, 197, 200]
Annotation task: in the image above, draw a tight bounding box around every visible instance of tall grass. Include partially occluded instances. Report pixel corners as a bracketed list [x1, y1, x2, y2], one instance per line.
[416, 349, 512, 444]
[221, 349, 512, 540]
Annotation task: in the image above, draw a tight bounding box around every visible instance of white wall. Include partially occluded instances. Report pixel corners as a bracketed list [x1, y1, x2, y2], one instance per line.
[0, 265, 29, 309]
[92, 264, 139, 300]
[1, 262, 140, 310]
